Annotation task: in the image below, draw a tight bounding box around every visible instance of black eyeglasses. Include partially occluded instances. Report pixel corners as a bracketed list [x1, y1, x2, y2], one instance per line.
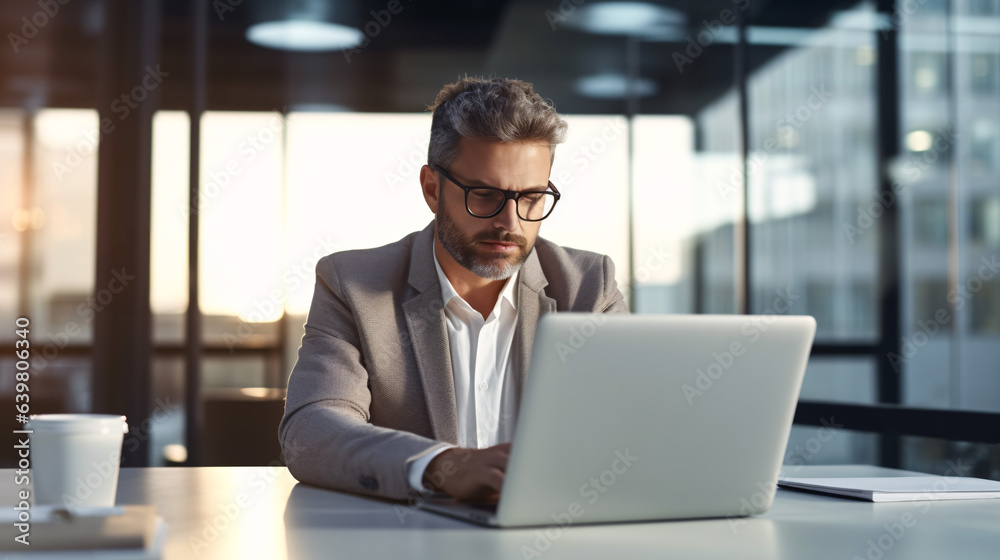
[430, 164, 561, 222]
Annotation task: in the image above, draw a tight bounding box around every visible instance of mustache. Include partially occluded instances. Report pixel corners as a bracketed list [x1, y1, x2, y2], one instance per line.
[473, 231, 528, 246]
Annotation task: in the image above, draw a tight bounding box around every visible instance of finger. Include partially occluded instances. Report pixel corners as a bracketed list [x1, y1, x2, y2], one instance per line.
[494, 443, 511, 460]
[482, 450, 510, 471]
[482, 466, 505, 492]
[478, 489, 501, 503]
[457, 487, 500, 503]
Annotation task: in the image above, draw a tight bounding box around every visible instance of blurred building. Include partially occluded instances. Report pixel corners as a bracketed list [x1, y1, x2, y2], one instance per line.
[0, 0, 997, 477]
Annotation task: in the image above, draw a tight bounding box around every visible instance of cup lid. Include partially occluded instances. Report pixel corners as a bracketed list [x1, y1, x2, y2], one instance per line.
[25, 414, 129, 434]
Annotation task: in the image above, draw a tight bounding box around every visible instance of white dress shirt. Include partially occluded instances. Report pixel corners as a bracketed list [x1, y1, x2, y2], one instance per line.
[406, 244, 520, 492]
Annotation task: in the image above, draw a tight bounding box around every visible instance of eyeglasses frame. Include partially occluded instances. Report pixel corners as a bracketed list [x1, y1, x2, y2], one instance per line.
[429, 163, 561, 222]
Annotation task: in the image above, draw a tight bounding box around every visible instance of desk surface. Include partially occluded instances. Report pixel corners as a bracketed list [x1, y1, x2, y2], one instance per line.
[2, 465, 997, 559]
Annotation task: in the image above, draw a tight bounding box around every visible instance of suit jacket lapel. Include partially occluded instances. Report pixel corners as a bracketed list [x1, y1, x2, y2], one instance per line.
[403, 223, 459, 444]
[515, 248, 557, 401]
[402, 222, 556, 442]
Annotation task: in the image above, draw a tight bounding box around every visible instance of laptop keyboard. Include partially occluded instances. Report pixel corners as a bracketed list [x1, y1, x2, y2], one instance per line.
[464, 501, 498, 512]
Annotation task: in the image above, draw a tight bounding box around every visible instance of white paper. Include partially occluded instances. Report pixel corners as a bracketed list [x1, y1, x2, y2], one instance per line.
[0, 506, 126, 524]
[779, 476, 1000, 494]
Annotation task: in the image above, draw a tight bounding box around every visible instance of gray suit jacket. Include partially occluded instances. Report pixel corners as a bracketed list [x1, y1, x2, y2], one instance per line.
[278, 221, 628, 500]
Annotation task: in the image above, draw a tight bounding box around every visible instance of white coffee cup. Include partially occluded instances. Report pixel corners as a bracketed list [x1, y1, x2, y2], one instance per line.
[26, 414, 129, 507]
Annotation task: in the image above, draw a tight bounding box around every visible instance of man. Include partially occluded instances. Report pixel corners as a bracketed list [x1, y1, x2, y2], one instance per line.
[279, 76, 628, 503]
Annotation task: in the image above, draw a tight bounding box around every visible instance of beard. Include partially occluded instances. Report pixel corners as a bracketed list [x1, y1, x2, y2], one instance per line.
[436, 204, 532, 281]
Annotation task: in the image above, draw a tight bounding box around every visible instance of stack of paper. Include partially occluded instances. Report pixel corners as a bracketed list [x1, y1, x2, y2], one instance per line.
[0, 505, 167, 559]
[777, 476, 1000, 502]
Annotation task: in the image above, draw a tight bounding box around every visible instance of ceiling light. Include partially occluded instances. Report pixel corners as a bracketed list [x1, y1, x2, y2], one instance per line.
[906, 130, 933, 152]
[855, 46, 875, 66]
[246, 20, 363, 52]
[914, 67, 937, 90]
[569, 1, 687, 38]
[575, 73, 658, 99]
[289, 103, 352, 112]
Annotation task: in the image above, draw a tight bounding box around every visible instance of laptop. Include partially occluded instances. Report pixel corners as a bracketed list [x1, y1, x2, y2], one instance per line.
[419, 313, 816, 528]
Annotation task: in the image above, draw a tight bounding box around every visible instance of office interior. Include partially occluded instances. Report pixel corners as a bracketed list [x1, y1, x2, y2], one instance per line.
[0, 0, 997, 481]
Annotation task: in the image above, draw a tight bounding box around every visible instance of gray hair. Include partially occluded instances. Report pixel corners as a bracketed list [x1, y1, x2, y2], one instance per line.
[426, 76, 568, 169]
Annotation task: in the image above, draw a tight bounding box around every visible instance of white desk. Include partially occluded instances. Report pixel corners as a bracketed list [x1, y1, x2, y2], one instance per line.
[2, 465, 997, 559]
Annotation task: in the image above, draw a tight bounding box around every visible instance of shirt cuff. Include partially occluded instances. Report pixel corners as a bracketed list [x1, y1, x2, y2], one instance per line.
[407, 444, 455, 493]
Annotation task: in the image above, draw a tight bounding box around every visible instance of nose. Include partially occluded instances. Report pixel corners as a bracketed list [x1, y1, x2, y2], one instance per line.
[492, 198, 521, 233]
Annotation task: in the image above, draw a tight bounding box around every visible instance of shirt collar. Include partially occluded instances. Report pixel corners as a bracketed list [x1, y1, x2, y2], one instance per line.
[433, 242, 519, 315]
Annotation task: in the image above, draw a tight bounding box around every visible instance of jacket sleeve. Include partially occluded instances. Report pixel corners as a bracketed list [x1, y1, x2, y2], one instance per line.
[278, 256, 449, 500]
[599, 254, 629, 314]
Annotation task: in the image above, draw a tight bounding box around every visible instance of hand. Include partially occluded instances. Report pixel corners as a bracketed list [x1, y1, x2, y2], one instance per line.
[422, 443, 511, 502]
